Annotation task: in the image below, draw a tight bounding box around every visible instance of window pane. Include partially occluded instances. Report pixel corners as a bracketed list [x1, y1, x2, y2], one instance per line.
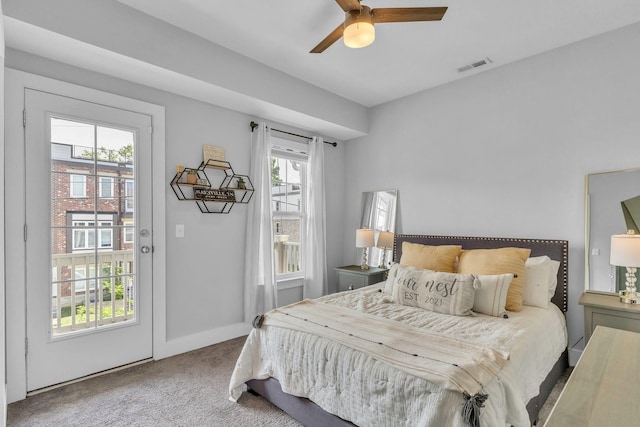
[100, 229, 113, 248]
[73, 230, 85, 249]
[125, 180, 134, 213]
[50, 116, 137, 335]
[273, 216, 301, 274]
[70, 174, 86, 198]
[271, 157, 302, 213]
[99, 177, 113, 198]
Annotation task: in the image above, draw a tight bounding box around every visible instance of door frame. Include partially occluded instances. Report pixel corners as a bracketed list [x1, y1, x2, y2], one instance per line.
[4, 68, 167, 402]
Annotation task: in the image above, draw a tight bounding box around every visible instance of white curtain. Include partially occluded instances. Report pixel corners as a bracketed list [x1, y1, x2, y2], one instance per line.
[244, 122, 276, 323]
[303, 137, 328, 299]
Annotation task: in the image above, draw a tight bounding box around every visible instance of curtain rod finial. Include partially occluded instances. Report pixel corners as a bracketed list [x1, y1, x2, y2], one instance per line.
[250, 121, 258, 132]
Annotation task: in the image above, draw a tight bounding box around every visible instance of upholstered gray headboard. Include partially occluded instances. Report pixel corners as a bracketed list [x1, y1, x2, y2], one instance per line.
[393, 234, 569, 313]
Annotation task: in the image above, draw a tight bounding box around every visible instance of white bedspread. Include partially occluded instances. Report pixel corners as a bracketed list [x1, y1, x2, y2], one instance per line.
[229, 284, 567, 427]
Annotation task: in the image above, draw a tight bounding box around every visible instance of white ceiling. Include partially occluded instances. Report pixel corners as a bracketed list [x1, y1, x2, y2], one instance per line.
[117, 0, 640, 107]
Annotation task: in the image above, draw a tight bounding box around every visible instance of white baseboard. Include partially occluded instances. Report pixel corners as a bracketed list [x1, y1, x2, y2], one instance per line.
[154, 322, 252, 360]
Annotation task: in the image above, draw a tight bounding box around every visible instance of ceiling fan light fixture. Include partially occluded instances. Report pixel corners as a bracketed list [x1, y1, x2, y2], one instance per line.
[343, 6, 375, 49]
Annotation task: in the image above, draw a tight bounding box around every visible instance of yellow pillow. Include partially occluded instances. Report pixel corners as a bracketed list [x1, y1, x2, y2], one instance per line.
[457, 247, 531, 312]
[399, 242, 462, 273]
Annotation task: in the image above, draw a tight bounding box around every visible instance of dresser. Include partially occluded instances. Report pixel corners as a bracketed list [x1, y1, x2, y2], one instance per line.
[544, 326, 640, 426]
[579, 292, 640, 344]
[334, 265, 387, 292]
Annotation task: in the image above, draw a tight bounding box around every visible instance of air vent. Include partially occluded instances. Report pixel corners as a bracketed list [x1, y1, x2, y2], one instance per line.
[457, 57, 493, 73]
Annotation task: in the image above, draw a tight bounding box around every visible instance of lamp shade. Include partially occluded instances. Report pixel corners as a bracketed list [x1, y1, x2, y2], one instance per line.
[610, 232, 640, 267]
[343, 6, 375, 49]
[356, 228, 375, 248]
[377, 231, 395, 249]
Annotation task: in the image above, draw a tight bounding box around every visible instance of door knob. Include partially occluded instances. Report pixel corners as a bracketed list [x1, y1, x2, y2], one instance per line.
[140, 245, 151, 254]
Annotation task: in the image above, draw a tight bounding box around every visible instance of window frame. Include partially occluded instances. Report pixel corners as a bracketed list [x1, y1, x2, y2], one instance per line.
[271, 139, 308, 280]
[72, 219, 114, 251]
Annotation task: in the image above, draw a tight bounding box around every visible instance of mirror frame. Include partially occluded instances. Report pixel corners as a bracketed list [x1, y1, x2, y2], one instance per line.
[360, 189, 398, 268]
[585, 168, 640, 294]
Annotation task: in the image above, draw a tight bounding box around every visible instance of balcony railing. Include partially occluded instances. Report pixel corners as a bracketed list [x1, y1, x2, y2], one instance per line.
[274, 238, 300, 275]
[51, 250, 135, 334]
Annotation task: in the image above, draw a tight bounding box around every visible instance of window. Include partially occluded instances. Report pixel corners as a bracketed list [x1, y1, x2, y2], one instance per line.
[70, 174, 86, 198]
[125, 180, 134, 212]
[123, 219, 134, 244]
[271, 141, 307, 277]
[72, 220, 113, 250]
[99, 177, 114, 198]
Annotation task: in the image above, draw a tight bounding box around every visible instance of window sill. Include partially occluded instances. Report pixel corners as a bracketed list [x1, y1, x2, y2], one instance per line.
[276, 275, 304, 290]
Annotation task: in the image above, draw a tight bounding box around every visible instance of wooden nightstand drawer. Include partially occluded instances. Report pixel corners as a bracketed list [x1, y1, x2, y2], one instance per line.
[338, 273, 367, 292]
[592, 312, 640, 334]
[580, 292, 640, 344]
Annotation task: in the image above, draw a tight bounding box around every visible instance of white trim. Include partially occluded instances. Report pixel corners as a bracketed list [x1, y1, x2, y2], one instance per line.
[4, 68, 166, 403]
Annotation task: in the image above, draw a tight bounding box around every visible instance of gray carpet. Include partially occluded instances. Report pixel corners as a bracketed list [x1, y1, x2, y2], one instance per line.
[7, 336, 570, 426]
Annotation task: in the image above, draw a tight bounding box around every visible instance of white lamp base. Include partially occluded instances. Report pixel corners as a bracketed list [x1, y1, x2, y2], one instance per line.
[361, 247, 369, 270]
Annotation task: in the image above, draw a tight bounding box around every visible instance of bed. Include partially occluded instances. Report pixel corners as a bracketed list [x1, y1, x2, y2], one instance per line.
[229, 234, 569, 426]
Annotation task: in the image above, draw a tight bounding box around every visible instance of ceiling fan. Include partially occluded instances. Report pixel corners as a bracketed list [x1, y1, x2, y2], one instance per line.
[310, 0, 447, 53]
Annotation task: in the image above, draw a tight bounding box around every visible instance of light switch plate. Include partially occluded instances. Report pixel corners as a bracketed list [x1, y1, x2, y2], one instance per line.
[176, 224, 184, 238]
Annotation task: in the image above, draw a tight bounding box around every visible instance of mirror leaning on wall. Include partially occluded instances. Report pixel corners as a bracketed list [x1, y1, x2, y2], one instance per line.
[585, 169, 640, 294]
[360, 190, 398, 268]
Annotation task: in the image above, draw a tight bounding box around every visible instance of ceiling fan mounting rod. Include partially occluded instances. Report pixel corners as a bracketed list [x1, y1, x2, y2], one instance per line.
[345, 6, 372, 28]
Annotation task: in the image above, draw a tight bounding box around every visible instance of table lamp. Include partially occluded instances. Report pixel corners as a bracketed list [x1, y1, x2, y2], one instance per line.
[377, 231, 394, 268]
[610, 230, 640, 304]
[356, 228, 374, 270]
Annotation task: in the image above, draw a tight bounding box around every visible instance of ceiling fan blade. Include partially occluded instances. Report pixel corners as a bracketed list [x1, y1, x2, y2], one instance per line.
[335, 0, 361, 12]
[310, 24, 345, 53]
[372, 7, 448, 24]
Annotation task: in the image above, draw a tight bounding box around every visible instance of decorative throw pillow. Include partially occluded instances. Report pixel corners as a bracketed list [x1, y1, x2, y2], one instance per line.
[391, 265, 477, 316]
[523, 256, 552, 308]
[383, 263, 400, 294]
[473, 274, 514, 317]
[457, 247, 531, 312]
[399, 242, 462, 272]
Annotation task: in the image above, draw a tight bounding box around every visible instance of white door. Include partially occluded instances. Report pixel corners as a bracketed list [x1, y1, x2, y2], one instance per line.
[25, 89, 153, 391]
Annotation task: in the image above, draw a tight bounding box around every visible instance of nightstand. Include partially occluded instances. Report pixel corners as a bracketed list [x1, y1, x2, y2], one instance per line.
[579, 292, 640, 344]
[334, 265, 387, 292]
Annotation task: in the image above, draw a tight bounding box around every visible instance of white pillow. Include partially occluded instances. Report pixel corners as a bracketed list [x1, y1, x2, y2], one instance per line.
[383, 263, 400, 294]
[391, 265, 477, 316]
[547, 260, 561, 301]
[473, 274, 514, 317]
[523, 256, 557, 308]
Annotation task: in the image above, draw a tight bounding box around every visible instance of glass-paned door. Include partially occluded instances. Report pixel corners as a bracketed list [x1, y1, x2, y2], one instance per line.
[25, 89, 153, 392]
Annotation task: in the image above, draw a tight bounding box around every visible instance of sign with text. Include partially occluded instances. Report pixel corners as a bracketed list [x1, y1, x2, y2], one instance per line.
[194, 188, 236, 202]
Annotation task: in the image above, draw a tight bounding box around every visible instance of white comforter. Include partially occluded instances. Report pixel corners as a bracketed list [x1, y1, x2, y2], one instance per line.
[229, 284, 567, 427]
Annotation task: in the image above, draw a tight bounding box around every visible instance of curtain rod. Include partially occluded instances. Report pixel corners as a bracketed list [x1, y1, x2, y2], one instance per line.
[250, 121, 338, 147]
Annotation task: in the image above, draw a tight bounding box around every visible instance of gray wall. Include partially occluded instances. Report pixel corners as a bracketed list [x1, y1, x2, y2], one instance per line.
[0, 2, 6, 421]
[341, 22, 640, 349]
